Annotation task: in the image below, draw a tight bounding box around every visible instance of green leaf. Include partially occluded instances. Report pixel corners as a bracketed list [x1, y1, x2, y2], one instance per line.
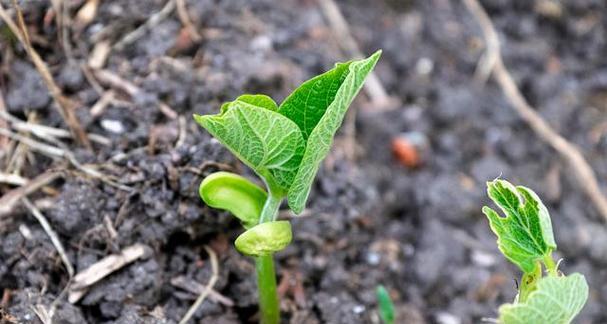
[194, 96, 305, 191]
[220, 94, 278, 114]
[499, 273, 589, 324]
[235, 221, 292, 256]
[376, 285, 395, 324]
[199, 171, 267, 229]
[285, 50, 382, 213]
[483, 179, 557, 273]
[279, 62, 350, 140]
[234, 94, 278, 111]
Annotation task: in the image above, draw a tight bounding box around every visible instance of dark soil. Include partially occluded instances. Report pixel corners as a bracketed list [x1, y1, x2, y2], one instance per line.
[1, 0, 606, 323]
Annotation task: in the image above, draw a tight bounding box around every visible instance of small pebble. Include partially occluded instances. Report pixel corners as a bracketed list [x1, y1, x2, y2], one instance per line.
[101, 119, 126, 134]
[352, 305, 365, 314]
[415, 57, 434, 75]
[366, 251, 381, 266]
[251, 35, 273, 52]
[436, 312, 461, 324]
[392, 131, 429, 168]
[471, 250, 496, 267]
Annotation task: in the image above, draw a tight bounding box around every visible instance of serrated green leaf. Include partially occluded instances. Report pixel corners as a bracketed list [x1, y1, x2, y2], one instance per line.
[194, 97, 305, 191]
[235, 220, 292, 256]
[199, 171, 267, 229]
[499, 273, 589, 324]
[286, 50, 381, 213]
[483, 179, 557, 273]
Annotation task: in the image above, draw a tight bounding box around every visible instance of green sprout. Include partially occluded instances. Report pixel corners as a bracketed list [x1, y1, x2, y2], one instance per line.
[376, 285, 395, 324]
[194, 51, 381, 323]
[483, 179, 589, 324]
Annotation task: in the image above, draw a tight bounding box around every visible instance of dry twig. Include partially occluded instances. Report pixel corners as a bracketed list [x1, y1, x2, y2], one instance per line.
[93, 69, 141, 96]
[171, 276, 234, 306]
[0, 1, 91, 148]
[0, 170, 62, 217]
[31, 304, 53, 324]
[0, 90, 8, 149]
[0, 111, 110, 146]
[22, 198, 74, 277]
[49, 0, 74, 63]
[463, 0, 607, 221]
[318, 0, 393, 109]
[93, 69, 178, 119]
[113, 0, 176, 51]
[176, 115, 187, 148]
[75, 0, 100, 29]
[68, 244, 150, 303]
[88, 40, 111, 70]
[0, 172, 28, 186]
[4, 111, 38, 174]
[0, 127, 132, 192]
[175, 0, 202, 41]
[179, 246, 219, 324]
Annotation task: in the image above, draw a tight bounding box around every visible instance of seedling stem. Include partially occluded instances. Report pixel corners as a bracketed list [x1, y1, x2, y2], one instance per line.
[255, 181, 283, 324]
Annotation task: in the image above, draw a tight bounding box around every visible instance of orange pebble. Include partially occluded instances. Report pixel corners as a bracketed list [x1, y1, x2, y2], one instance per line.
[392, 137, 420, 168]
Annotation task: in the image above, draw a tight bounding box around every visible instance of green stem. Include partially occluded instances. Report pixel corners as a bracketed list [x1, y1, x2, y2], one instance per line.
[255, 173, 283, 324]
[518, 262, 541, 303]
[259, 191, 282, 223]
[256, 255, 280, 324]
[543, 253, 558, 276]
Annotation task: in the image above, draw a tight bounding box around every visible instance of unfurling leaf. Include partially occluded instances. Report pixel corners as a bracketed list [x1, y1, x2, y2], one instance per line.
[235, 221, 292, 256]
[194, 95, 305, 191]
[286, 50, 382, 213]
[482, 179, 556, 273]
[499, 273, 589, 324]
[199, 171, 267, 229]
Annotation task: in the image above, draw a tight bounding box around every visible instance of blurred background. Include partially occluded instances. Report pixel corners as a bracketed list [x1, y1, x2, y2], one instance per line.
[0, 0, 606, 323]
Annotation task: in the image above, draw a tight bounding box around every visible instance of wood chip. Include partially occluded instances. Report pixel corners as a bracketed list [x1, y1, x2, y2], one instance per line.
[68, 244, 150, 303]
[88, 40, 111, 69]
[75, 0, 100, 28]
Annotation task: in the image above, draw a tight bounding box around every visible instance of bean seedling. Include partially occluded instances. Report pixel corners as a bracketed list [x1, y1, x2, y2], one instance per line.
[194, 51, 381, 323]
[483, 179, 589, 324]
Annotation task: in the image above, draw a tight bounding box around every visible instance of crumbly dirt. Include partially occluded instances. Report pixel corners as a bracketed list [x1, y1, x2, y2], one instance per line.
[0, 0, 606, 323]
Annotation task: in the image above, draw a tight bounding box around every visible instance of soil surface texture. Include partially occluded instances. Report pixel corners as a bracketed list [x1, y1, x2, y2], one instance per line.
[0, 0, 606, 323]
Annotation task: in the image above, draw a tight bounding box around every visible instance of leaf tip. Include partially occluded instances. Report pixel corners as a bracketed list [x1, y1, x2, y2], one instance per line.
[364, 49, 382, 67]
[288, 197, 305, 215]
[371, 49, 383, 59]
[193, 113, 209, 126]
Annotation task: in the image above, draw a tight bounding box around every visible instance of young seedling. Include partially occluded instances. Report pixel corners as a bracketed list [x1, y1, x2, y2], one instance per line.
[195, 51, 381, 323]
[376, 285, 395, 324]
[483, 179, 589, 324]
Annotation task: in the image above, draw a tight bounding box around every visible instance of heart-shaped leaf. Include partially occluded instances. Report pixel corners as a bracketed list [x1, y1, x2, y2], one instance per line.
[194, 96, 305, 191]
[499, 273, 588, 324]
[483, 179, 556, 273]
[235, 221, 292, 256]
